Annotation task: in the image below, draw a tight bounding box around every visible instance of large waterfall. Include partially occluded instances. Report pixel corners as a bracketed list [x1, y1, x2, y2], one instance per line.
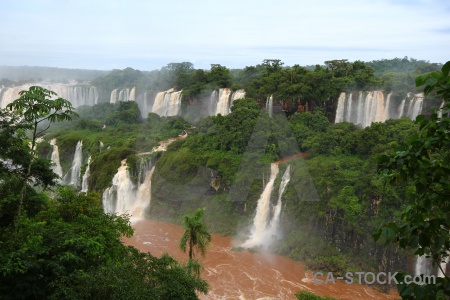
[65, 140, 83, 188]
[102, 159, 155, 223]
[49, 138, 63, 178]
[208, 88, 246, 116]
[81, 156, 92, 193]
[334, 91, 424, 128]
[215, 88, 233, 116]
[110, 87, 136, 104]
[241, 164, 291, 248]
[0, 83, 98, 108]
[151, 88, 182, 117]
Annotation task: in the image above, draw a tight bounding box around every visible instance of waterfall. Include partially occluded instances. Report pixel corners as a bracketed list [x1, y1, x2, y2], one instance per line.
[334, 93, 346, 123]
[102, 159, 155, 223]
[129, 87, 136, 100]
[208, 90, 218, 116]
[229, 89, 246, 113]
[383, 93, 392, 121]
[437, 101, 445, 119]
[89, 86, 98, 105]
[215, 88, 232, 116]
[410, 93, 424, 119]
[266, 95, 273, 118]
[345, 93, 353, 122]
[66, 140, 83, 188]
[415, 255, 433, 276]
[242, 163, 291, 248]
[49, 138, 63, 178]
[167, 90, 182, 116]
[242, 163, 279, 248]
[0, 83, 98, 109]
[81, 156, 92, 193]
[334, 91, 424, 128]
[110, 89, 118, 103]
[151, 88, 182, 117]
[110, 87, 135, 103]
[438, 256, 449, 278]
[268, 165, 291, 237]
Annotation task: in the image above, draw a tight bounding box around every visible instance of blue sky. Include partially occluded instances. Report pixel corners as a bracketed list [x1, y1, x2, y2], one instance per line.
[1, 0, 449, 70]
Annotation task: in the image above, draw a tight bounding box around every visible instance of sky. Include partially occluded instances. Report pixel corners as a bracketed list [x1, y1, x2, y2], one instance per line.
[1, 0, 449, 71]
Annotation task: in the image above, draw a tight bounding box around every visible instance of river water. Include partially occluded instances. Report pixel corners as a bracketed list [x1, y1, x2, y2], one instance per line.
[123, 219, 398, 300]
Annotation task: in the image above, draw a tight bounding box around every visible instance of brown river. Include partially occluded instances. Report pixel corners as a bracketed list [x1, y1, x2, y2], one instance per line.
[123, 219, 398, 300]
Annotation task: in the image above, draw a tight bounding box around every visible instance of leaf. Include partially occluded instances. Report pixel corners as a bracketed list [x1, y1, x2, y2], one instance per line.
[442, 61, 450, 77]
[415, 74, 428, 87]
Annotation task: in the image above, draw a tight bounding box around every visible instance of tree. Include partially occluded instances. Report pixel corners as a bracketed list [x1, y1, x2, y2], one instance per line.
[179, 208, 211, 260]
[374, 61, 450, 299]
[0, 186, 209, 299]
[6, 86, 78, 232]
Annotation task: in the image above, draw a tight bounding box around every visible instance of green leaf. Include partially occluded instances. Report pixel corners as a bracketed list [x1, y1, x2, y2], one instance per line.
[442, 61, 450, 77]
[415, 74, 428, 87]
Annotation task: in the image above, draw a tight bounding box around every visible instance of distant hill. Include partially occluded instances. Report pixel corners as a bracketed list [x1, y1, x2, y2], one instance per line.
[0, 66, 110, 82]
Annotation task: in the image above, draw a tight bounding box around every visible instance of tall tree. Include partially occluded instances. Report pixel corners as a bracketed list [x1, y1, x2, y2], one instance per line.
[374, 61, 450, 299]
[6, 86, 78, 232]
[179, 208, 211, 260]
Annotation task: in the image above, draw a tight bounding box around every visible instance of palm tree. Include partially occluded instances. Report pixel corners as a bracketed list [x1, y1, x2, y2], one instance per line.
[179, 208, 211, 260]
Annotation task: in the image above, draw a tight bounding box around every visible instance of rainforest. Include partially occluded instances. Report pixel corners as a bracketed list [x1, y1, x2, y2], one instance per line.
[0, 57, 449, 299]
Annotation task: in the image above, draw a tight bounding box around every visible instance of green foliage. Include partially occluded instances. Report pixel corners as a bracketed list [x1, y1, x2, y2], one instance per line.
[180, 208, 211, 260]
[5, 86, 78, 232]
[374, 61, 450, 299]
[329, 186, 361, 224]
[49, 250, 208, 300]
[295, 291, 338, 300]
[289, 111, 329, 148]
[6, 86, 78, 125]
[0, 187, 208, 299]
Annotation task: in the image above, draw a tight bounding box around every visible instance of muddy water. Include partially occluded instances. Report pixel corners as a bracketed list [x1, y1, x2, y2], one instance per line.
[124, 219, 398, 300]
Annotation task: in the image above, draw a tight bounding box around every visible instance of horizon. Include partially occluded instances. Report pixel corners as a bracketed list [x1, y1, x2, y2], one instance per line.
[1, 0, 449, 71]
[0, 55, 444, 73]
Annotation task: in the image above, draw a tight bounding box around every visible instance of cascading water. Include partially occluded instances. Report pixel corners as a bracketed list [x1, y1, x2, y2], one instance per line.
[110, 89, 118, 104]
[0, 83, 98, 108]
[81, 156, 91, 193]
[207, 89, 246, 116]
[335, 93, 346, 123]
[129, 87, 136, 101]
[49, 138, 63, 178]
[151, 88, 182, 117]
[334, 91, 424, 127]
[415, 253, 449, 277]
[241, 164, 291, 248]
[102, 159, 155, 223]
[438, 256, 449, 278]
[215, 88, 232, 116]
[66, 140, 83, 188]
[266, 95, 273, 118]
[110, 87, 135, 103]
[268, 165, 291, 237]
[229, 89, 246, 113]
[415, 255, 433, 276]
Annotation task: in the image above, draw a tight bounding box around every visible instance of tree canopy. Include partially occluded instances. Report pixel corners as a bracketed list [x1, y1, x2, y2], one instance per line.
[375, 61, 450, 299]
